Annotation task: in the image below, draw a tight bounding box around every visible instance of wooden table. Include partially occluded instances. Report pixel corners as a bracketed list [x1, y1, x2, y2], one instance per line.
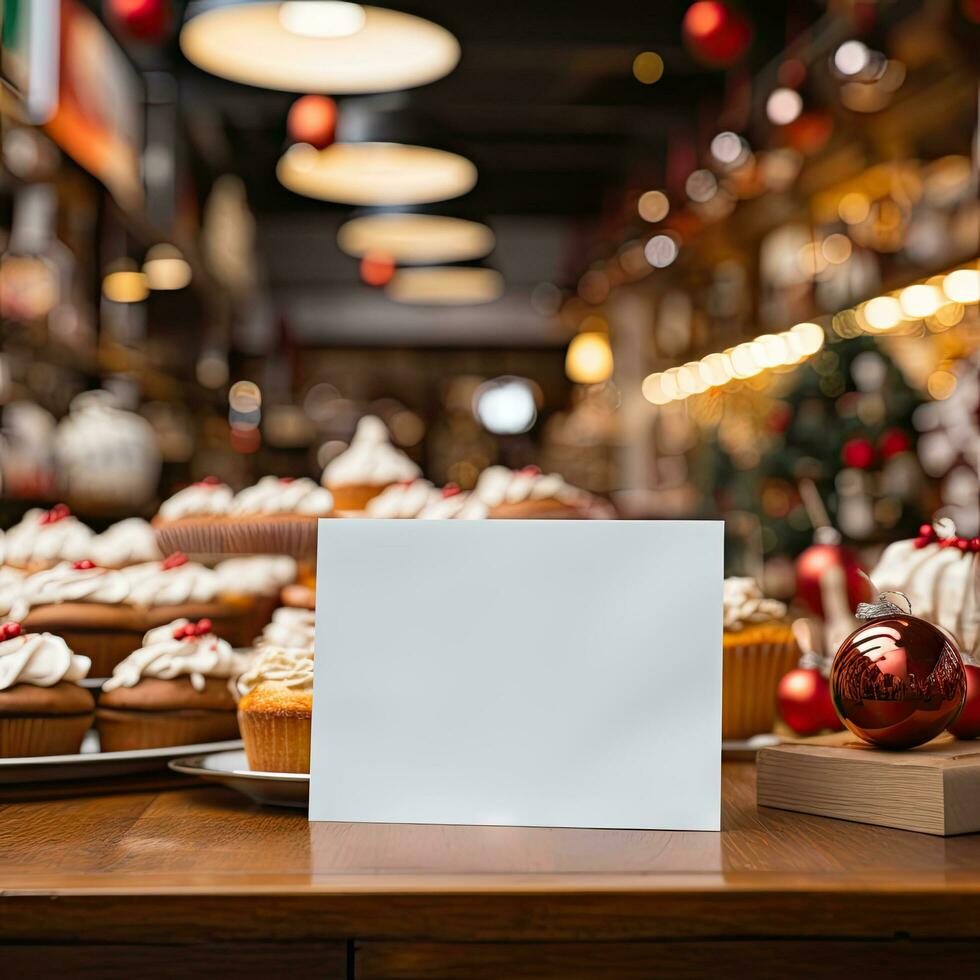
[2, 761, 979, 978]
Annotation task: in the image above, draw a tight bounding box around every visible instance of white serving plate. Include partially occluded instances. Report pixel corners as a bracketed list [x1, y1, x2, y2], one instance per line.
[169, 749, 309, 809]
[0, 729, 244, 784]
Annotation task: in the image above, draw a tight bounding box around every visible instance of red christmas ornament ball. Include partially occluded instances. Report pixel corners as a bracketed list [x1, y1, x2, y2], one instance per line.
[948, 664, 980, 739]
[287, 95, 337, 150]
[879, 428, 911, 458]
[795, 541, 871, 618]
[777, 667, 842, 736]
[682, 2, 752, 68]
[830, 614, 966, 749]
[105, 0, 171, 41]
[842, 436, 875, 469]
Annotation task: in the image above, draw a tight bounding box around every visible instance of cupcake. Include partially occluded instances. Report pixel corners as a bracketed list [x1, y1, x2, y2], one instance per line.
[365, 480, 488, 519]
[321, 415, 421, 512]
[91, 518, 162, 568]
[97, 618, 249, 751]
[0, 622, 95, 757]
[470, 465, 605, 519]
[0, 566, 28, 623]
[256, 606, 316, 651]
[151, 476, 234, 555]
[213, 555, 298, 641]
[237, 645, 314, 772]
[722, 577, 799, 740]
[21, 553, 248, 676]
[4, 504, 95, 570]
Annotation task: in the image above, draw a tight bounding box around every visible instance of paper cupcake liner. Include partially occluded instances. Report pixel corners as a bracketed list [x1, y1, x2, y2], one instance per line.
[722, 640, 800, 741]
[155, 516, 320, 559]
[238, 708, 311, 773]
[0, 713, 93, 758]
[96, 707, 240, 752]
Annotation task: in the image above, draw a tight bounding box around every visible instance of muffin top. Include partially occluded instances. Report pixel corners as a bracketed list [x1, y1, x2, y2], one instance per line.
[722, 577, 787, 632]
[213, 555, 298, 597]
[229, 476, 334, 517]
[91, 518, 162, 566]
[4, 505, 95, 567]
[158, 477, 234, 521]
[322, 415, 421, 487]
[471, 465, 589, 508]
[0, 622, 90, 690]
[256, 607, 315, 651]
[103, 618, 248, 693]
[237, 644, 314, 697]
[20, 560, 130, 607]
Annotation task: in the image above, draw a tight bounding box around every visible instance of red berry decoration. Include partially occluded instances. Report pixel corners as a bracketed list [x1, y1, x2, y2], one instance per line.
[161, 551, 188, 570]
[520, 465, 542, 476]
[197, 475, 221, 486]
[682, 1, 752, 68]
[949, 664, 980, 739]
[105, 0, 172, 42]
[0, 622, 23, 640]
[777, 666, 842, 736]
[830, 594, 966, 749]
[38, 503, 71, 525]
[441, 484, 461, 499]
[72, 560, 96, 570]
[195, 618, 213, 636]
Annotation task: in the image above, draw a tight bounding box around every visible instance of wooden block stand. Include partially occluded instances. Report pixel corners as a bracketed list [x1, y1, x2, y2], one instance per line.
[757, 731, 980, 836]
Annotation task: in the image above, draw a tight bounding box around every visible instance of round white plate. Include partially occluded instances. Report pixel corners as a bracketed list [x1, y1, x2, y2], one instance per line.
[169, 749, 309, 809]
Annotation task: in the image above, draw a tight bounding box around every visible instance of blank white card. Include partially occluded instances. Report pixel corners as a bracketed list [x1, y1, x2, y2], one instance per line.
[310, 519, 722, 831]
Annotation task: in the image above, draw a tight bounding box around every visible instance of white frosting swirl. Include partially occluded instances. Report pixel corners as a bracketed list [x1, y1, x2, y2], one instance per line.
[21, 561, 131, 606]
[322, 416, 421, 487]
[0, 567, 28, 622]
[102, 619, 248, 693]
[230, 476, 334, 516]
[257, 607, 315, 650]
[122, 559, 219, 606]
[213, 556, 298, 597]
[871, 533, 979, 664]
[471, 466, 588, 508]
[237, 645, 314, 696]
[4, 508, 95, 566]
[0, 630, 90, 690]
[418, 492, 487, 520]
[158, 481, 233, 521]
[723, 577, 787, 631]
[91, 518, 162, 566]
[366, 480, 488, 519]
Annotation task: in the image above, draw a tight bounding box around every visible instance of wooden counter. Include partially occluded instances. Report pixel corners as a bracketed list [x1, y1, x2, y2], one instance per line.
[2, 761, 979, 978]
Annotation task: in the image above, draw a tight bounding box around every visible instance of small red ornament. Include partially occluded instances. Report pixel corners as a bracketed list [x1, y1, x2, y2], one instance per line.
[879, 428, 910, 458]
[842, 437, 875, 469]
[0, 622, 22, 640]
[161, 551, 188, 570]
[830, 596, 966, 749]
[949, 664, 980, 739]
[38, 503, 71, 525]
[795, 530, 871, 618]
[441, 484, 461, 498]
[777, 667, 841, 736]
[105, 0, 171, 42]
[682, 2, 752, 68]
[72, 560, 96, 570]
[360, 250, 395, 287]
[287, 95, 337, 150]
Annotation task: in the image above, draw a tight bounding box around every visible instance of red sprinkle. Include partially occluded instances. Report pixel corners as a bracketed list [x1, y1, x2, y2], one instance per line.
[38, 503, 71, 525]
[0, 622, 22, 640]
[72, 559, 96, 570]
[441, 483, 461, 498]
[196, 618, 213, 635]
[918, 523, 935, 539]
[279, 477, 295, 484]
[520, 465, 542, 476]
[174, 618, 212, 640]
[197, 475, 221, 486]
[971, 538, 980, 553]
[161, 551, 188, 570]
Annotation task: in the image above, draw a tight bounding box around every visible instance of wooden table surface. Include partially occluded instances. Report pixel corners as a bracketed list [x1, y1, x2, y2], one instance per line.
[2, 761, 980, 978]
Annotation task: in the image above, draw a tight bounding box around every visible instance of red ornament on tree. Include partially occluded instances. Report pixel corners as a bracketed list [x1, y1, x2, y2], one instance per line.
[682, 2, 752, 68]
[287, 95, 337, 150]
[842, 436, 875, 469]
[830, 594, 966, 749]
[795, 528, 871, 618]
[879, 428, 911, 458]
[105, 0, 171, 42]
[777, 667, 841, 736]
[948, 664, 980, 739]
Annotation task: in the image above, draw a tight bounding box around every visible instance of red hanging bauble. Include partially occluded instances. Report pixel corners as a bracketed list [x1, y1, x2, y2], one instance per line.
[360, 251, 395, 287]
[105, 0, 171, 42]
[777, 666, 842, 735]
[842, 436, 875, 469]
[287, 95, 337, 150]
[830, 595, 966, 749]
[682, 2, 752, 68]
[948, 664, 980, 739]
[795, 529, 871, 618]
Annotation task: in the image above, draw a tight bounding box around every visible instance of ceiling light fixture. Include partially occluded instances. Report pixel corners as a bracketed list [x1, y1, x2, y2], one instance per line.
[385, 266, 503, 305]
[338, 211, 494, 264]
[278, 1, 365, 38]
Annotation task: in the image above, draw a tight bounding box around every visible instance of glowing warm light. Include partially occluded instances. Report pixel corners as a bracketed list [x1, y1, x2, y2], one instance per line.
[142, 244, 192, 291]
[644, 234, 678, 268]
[791, 321, 825, 355]
[710, 131, 746, 165]
[102, 269, 148, 303]
[699, 352, 732, 387]
[730, 343, 758, 378]
[385, 266, 503, 305]
[676, 362, 708, 394]
[838, 191, 870, 224]
[578, 269, 610, 305]
[685, 169, 717, 203]
[638, 190, 669, 223]
[942, 268, 979, 304]
[642, 373, 669, 405]
[473, 376, 537, 433]
[834, 40, 870, 76]
[899, 284, 942, 318]
[756, 333, 789, 367]
[663, 368, 689, 400]
[766, 87, 802, 125]
[862, 295, 903, 331]
[660, 370, 681, 400]
[821, 233, 852, 265]
[565, 332, 614, 384]
[338, 213, 494, 264]
[632, 51, 664, 84]
[229, 380, 262, 414]
[279, 2, 365, 38]
[359, 250, 395, 286]
[277, 142, 477, 206]
[180, 3, 460, 94]
[927, 370, 957, 400]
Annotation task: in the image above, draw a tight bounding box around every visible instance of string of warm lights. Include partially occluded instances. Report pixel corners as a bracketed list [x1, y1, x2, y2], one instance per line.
[641, 265, 978, 406]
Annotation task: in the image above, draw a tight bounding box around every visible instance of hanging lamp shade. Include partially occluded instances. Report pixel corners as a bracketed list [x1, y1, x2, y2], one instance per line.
[385, 264, 504, 306]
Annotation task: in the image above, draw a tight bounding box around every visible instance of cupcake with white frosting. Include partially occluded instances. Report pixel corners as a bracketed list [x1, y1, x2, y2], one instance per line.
[213, 554, 299, 641]
[255, 606, 315, 651]
[4, 504, 95, 570]
[471, 465, 603, 519]
[0, 622, 95, 757]
[97, 618, 250, 750]
[721, 577, 799, 740]
[365, 480, 488, 520]
[91, 518, 162, 568]
[322, 415, 421, 512]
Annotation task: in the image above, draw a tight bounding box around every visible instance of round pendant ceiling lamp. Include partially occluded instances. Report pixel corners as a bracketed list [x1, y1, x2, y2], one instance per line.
[180, 2, 460, 94]
[277, 99, 477, 206]
[385, 266, 504, 306]
[337, 208, 495, 265]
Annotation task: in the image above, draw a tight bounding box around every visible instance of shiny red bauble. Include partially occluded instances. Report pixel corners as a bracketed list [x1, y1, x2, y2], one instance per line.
[105, 0, 171, 41]
[287, 95, 337, 150]
[682, 2, 752, 68]
[795, 541, 871, 618]
[948, 664, 980, 739]
[830, 615, 966, 749]
[777, 667, 842, 736]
